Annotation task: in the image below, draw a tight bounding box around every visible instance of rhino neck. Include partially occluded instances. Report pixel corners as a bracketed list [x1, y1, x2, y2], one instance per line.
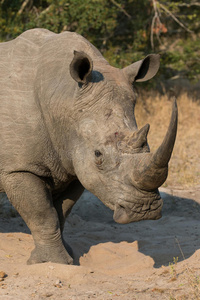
[34, 82, 77, 180]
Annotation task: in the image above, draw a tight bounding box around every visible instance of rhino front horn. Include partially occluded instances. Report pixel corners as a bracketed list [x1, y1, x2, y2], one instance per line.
[151, 98, 178, 169]
[131, 99, 178, 190]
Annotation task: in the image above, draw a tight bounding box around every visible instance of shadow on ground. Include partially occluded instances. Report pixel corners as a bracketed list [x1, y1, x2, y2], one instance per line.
[1, 189, 200, 268]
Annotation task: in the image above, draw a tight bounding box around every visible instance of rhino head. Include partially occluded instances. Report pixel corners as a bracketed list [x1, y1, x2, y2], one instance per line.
[69, 51, 177, 224]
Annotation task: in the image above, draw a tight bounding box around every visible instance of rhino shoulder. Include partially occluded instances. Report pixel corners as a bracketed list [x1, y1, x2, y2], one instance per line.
[16, 28, 56, 47]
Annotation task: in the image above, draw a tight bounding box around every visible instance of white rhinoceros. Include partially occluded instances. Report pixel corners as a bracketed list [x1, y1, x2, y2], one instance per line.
[0, 29, 177, 264]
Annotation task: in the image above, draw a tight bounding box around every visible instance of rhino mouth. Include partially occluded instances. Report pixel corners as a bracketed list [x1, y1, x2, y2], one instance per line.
[113, 198, 163, 224]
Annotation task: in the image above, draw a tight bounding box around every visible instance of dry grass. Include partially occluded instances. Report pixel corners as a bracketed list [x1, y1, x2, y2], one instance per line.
[135, 93, 200, 188]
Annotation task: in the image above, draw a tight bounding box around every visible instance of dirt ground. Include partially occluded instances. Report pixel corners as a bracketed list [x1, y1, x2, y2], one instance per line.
[0, 94, 200, 300]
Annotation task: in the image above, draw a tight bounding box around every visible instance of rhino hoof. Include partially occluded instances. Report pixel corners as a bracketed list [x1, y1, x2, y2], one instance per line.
[27, 246, 73, 265]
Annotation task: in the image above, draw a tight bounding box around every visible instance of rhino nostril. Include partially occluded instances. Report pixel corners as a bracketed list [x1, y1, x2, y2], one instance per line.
[119, 204, 125, 210]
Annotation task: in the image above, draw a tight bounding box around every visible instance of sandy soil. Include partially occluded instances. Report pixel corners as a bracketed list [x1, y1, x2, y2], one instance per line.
[0, 95, 200, 300]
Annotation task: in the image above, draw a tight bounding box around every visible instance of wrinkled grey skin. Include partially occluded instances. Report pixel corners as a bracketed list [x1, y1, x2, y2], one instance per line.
[0, 29, 177, 265]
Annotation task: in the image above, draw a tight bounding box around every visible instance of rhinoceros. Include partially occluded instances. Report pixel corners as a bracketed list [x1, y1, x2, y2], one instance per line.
[0, 29, 177, 265]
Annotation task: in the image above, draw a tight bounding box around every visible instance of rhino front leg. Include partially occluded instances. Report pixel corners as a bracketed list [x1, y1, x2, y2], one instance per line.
[53, 180, 85, 232]
[53, 180, 85, 258]
[2, 172, 73, 265]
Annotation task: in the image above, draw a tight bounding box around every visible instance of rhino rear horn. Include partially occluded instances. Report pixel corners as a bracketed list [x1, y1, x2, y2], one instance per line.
[70, 51, 93, 84]
[129, 124, 150, 148]
[123, 54, 160, 83]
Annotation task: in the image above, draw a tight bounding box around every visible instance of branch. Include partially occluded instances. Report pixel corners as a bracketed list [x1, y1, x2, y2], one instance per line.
[151, 0, 163, 50]
[109, 0, 131, 19]
[39, 5, 52, 16]
[17, 0, 30, 15]
[35, 4, 53, 20]
[159, 3, 193, 33]
[178, 2, 200, 7]
[151, 14, 156, 50]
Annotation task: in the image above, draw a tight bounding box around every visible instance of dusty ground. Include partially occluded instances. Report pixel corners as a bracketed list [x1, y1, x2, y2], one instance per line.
[0, 94, 200, 300]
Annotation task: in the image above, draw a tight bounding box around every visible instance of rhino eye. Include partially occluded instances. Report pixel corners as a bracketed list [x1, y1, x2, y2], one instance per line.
[95, 150, 102, 157]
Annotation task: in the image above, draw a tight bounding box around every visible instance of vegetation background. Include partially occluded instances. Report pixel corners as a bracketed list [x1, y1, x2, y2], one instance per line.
[0, 3, 200, 298]
[0, 0, 200, 94]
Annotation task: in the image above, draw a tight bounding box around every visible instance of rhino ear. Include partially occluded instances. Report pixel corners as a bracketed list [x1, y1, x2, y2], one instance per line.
[70, 50, 93, 84]
[123, 54, 160, 83]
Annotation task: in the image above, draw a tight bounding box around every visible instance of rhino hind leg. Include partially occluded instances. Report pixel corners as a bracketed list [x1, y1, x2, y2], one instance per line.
[2, 172, 73, 265]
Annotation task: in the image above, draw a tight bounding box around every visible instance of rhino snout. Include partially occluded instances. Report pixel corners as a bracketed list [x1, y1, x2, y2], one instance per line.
[113, 197, 163, 224]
